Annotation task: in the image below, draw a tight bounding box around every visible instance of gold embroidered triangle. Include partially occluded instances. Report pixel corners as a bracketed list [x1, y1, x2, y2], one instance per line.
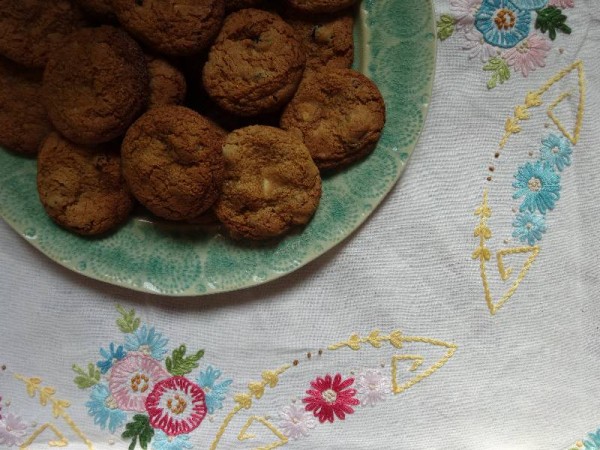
[237, 416, 288, 450]
[20, 422, 69, 448]
[391, 338, 457, 395]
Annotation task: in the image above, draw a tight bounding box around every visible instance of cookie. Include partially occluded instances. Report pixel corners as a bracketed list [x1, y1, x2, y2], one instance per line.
[226, 0, 265, 12]
[0, 0, 88, 68]
[280, 68, 385, 170]
[37, 132, 134, 236]
[284, 11, 354, 70]
[0, 57, 52, 156]
[286, 0, 358, 14]
[202, 9, 306, 117]
[42, 25, 149, 145]
[73, 0, 115, 21]
[112, 0, 225, 56]
[146, 56, 187, 109]
[121, 106, 226, 221]
[215, 125, 321, 240]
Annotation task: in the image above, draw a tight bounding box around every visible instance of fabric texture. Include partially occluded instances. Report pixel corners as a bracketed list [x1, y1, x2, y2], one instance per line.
[1, 1, 599, 449]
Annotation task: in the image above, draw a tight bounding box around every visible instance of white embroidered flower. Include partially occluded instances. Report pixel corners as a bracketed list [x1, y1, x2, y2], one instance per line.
[450, 0, 483, 30]
[278, 404, 316, 440]
[0, 413, 28, 447]
[356, 370, 391, 407]
[462, 28, 501, 62]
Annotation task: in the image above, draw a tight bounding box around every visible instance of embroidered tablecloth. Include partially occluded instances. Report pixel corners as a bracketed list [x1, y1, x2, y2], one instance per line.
[1, 0, 599, 449]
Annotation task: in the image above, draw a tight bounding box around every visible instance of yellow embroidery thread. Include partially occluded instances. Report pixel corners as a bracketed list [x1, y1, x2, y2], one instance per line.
[328, 329, 403, 351]
[498, 60, 584, 149]
[473, 191, 541, 315]
[237, 416, 288, 450]
[210, 365, 290, 450]
[20, 423, 68, 448]
[15, 374, 94, 450]
[547, 60, 585, 145]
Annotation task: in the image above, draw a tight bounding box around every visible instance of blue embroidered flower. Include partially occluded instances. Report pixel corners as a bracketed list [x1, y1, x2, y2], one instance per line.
[475, 0, 532, 48]
[512, 211, 547, 245]
[196, 366, 232, 414]
[584, 428, 600, 450]
[125, 324, 168, 360]
[85, 384, 126, 433]
[97, 343, 127, 374]
[507, 0, 548, 10]
[152, 431, 193, 450]
[513, 160, 560, 214]
[540, 133, 572, 171]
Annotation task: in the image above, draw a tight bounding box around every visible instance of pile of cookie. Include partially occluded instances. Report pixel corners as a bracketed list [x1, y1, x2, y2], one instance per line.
[0, 0, 385, 240]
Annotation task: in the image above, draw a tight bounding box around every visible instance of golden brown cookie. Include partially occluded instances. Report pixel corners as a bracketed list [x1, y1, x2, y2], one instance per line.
[112, 0, 225, 56]
[286, 0, 358, 14]
[281, 69, 385, 170]
[202, 9, 306, 117]
[42, 25, 149, 145]
[0, 0, 88, 69]
[146, 56, 187, 109]
[121, 106, 226, 221]
[37, 132, 134, 236]
[215, 125, 321, 240]
[0, 57, 52, 156]
[284, 11, 354, 70]
[73, 0, 115, 21]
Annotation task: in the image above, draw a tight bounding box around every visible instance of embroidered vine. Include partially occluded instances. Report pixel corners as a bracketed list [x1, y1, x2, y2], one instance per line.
[437, 0, 574, 89]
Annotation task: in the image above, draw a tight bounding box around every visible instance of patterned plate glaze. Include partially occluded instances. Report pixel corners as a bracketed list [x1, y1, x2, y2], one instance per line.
[0, 0, 436, 296]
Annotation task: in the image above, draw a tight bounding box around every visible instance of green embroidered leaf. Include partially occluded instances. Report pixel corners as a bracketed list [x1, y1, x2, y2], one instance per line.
[72, 363, 100, 389]
[436, 14, 455, 41]
[483, 57, 511, 90]
[535, 7, 571, 40]
[122, 414, 154, 450]
[165, 345, 204, 376]
[116, 304, 141, 333]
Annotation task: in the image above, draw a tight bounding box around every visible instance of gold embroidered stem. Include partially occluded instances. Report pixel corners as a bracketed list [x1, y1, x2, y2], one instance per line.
[14, 374, 93, 450]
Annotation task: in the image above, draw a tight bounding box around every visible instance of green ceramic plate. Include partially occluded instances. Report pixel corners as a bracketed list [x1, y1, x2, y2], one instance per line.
[0, 0, 435, 296]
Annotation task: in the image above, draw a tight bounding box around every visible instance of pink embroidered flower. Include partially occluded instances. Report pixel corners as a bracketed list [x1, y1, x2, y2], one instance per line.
[549, 0, 574, 7]
[108, 352, 169, 412]
[145, 376, 207, 436]
[0, 413, 28, 446]
[279, 404, 317, 440]
[503, 33, 552, 77]
[450, 0, 483, 30]
[302, 373, 359, 424]
[462, 29, 501, 61]
[355, 370, 391, 407]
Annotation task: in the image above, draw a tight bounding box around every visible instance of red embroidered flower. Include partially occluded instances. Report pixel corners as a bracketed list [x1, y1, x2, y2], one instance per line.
[145, 376, 207, 436]
[302, 373, 359, 423]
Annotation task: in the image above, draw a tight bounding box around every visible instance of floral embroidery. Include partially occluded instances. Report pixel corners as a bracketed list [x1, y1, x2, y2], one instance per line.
[152, 430, 193, 450]
[438, 0, 574, 88]
[196, 366, 232, 415]
[451, 0, 483, 30]
[503, 33, 551, 76]
[73, 305, 232, 449]
[303, 373, 360, 424]
[540, 133, 572, 171]
[108, 353, 169, 412]
[0, 413, 28, 446]
[86, 383, 128, 433]
[145, 376, 207, 435]
[549, 0, 573, 7]
[97, 343, 127, 374]
[475, 0, 532, 48]
[278, 404, 317, 440]
[355, 370, 391, 407]
[582, 429, 600, 450]
[125, 325, 169, 360]
[512, 211, 547, 245]
[513, 160, 561, 213]
[510, 0, 548, 9]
